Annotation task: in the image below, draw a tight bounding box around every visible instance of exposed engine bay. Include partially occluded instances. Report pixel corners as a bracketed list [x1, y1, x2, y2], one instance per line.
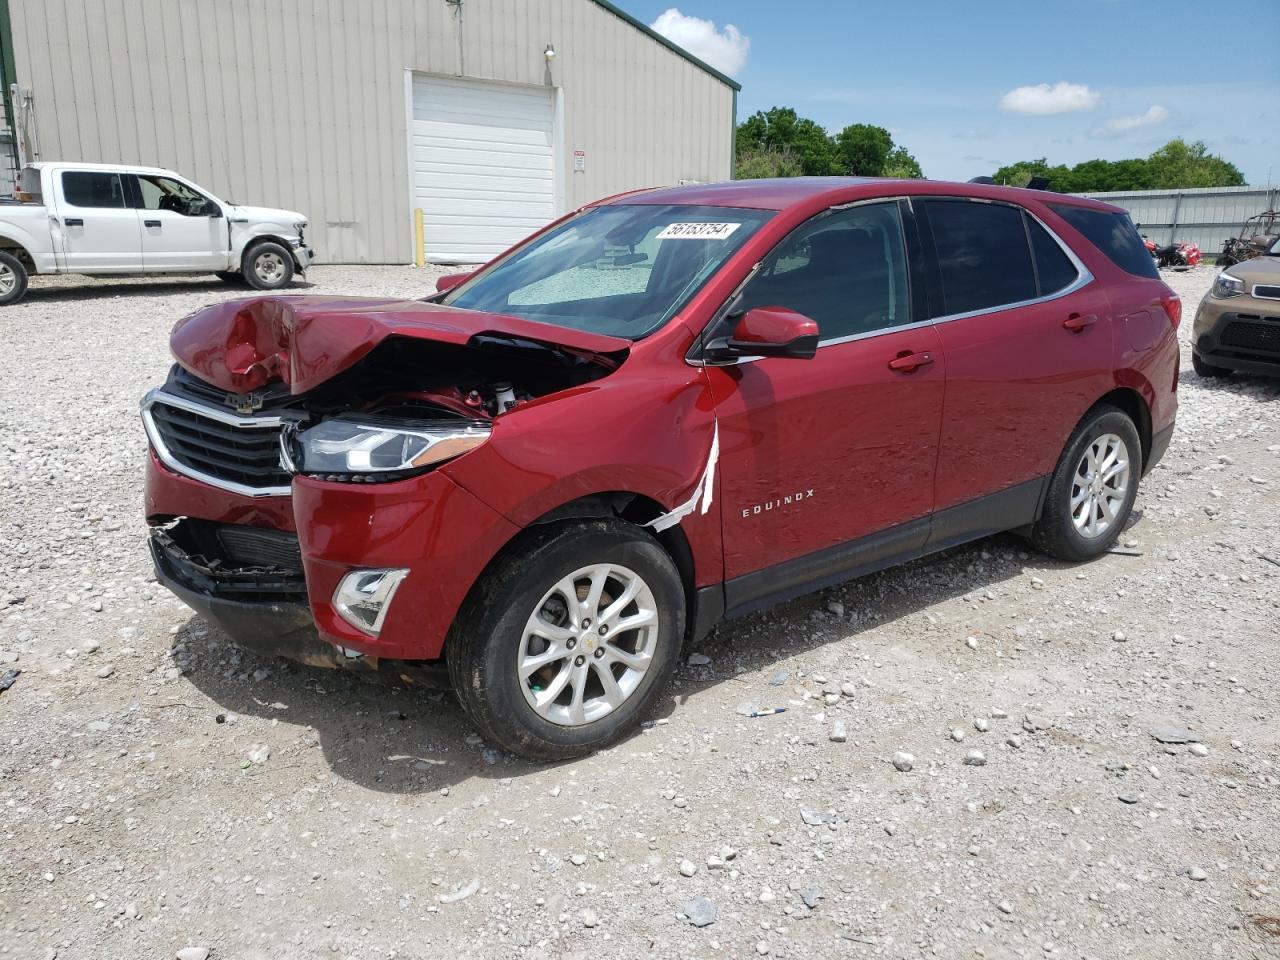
[152, 329, 625, 487]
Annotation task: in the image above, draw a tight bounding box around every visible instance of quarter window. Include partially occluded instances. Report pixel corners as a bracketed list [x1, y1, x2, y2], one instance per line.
[736, 202, 910, 342]
[1025, 215, 1079, 296]
[1049, 204, 1158, 279]
[924, 199, 1036, 315]
[61, 171, 126, 209]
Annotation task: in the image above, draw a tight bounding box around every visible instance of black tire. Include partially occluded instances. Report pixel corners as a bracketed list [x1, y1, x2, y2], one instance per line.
[447, 519, 685, 760]
[1192, 351, 1231, 379]
[242, 241, 295, 291]
[214, 270, 246, 286]
[1030, 405, 1141, 563]
[0, 251, 30, 306]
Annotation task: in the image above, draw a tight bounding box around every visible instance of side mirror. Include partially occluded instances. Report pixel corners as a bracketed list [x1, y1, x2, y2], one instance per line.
[705, 306, 820, 362]
[204, 201, 223, 218]
[436, 271, 476, 294]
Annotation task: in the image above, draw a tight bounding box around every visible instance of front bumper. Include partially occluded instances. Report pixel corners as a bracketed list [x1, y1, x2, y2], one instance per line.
[150, 524, 344, 667]
[290, 240, 315, 273]
[1192, 297, 1280, 375]
[145, 448, 520, 662]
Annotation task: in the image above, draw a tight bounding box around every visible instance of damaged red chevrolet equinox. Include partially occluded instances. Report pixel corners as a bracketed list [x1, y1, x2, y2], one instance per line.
[142, 178, 1179, 759]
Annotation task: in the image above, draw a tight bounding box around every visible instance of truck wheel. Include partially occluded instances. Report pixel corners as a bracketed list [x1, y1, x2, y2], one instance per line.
[0, 251, 30, 305]
[1030, 405, 1140, 563]
[243, 241, 295, 291]
[215, 270, 246, 286]
[447, 519, 684, 761]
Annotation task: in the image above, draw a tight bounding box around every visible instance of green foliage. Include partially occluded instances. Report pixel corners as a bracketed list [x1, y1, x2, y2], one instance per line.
[1146, 138, 1244, 189]
[735, 108, 923, 180]
[882, 146, 924, 180]
[993, 139, 1245, 193]
[834, 124, 893, 176]
[734, 145, 804, 180]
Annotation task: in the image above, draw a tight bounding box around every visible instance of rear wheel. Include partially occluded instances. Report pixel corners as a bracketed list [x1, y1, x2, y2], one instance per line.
[1192, 351, 1231, 379]
[243, 241, 295, 291]
[0, 251, 30, 306]
[1031, 406, 1140, 562]
[447, 519, 684, 760]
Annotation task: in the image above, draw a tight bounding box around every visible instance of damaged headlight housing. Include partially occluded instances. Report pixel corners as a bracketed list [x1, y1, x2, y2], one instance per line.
[287, 415, 491, 481]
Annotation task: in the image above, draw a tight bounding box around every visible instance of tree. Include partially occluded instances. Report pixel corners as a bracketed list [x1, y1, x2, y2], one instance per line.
[992, 139, 1244, 193]
[882, 146, 924, 180]
[734, 145, 804, 180]
[1146, 138, 1244, 189]
[735, 107, 925, 180]
[736, 107, 841, 176]
[834, 123, 893, 176]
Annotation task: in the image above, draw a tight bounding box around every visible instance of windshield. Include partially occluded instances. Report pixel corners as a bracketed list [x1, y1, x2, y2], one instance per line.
[441, 204, 773, 338]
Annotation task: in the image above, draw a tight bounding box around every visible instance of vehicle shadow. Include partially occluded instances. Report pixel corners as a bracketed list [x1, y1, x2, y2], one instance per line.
[176, 529, 1086, 795]
[23, 277, 316, 303]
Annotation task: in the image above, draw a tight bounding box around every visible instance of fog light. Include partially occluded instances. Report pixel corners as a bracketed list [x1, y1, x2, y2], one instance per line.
[332, 568, 409, 635]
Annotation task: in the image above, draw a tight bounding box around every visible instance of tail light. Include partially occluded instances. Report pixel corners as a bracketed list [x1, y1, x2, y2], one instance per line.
[1159, 292, 1182, 329]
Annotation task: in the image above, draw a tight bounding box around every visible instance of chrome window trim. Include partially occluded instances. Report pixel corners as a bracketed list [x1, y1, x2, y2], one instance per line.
[921, 200, 1093, 326]
[1251, 283, 1280, 301]
[140, 388, 292, 499]
[688, 196, 1092, 367]
[689, 196, 916, 367]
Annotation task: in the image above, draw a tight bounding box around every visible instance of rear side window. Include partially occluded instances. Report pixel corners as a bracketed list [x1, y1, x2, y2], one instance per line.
[61, 171, 127, 209]
[924, 199, 1036, 315]
[1025, 215, 1079, 296]
[1049, 204, 1157, 279]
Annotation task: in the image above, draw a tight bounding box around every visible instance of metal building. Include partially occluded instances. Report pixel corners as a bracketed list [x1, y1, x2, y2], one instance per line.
[2, 0, 738, 263]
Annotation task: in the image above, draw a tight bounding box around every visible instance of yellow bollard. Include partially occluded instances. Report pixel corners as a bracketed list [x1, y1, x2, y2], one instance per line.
[413, 208, 425, 267]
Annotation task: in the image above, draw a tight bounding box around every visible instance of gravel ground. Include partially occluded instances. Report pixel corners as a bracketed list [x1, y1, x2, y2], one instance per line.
[1, 265, 1278, 960]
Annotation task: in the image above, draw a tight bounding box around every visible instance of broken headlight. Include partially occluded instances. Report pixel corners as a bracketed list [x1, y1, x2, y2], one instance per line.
[289, 415, 490, 481]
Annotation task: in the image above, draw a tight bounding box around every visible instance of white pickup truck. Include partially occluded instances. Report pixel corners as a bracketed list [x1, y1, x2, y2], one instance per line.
[0, 162, 314, 305]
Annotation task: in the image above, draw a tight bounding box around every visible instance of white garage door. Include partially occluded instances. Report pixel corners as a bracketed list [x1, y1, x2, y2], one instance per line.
[411, 75, 557, 263]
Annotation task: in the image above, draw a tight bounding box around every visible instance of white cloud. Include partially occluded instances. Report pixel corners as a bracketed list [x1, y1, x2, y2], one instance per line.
[1093, 104, 1169, 137]
[649, 8, 749, 77]
[999, 82, 1101, 115]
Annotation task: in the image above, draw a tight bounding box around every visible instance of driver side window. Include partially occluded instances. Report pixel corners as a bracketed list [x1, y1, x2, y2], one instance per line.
[135, 175, 212, 216]
[737, 202, 910, 343]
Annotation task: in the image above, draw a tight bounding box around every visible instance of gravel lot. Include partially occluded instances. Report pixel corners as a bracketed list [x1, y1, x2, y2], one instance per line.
[1, 265, 1278, 960]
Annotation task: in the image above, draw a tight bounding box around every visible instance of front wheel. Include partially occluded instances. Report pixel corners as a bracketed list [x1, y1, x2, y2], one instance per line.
[0, 251, 30, 305]
[243, 241, 295, 291]
[1030, 406, 1140, 562]
[447, 519, 684, 760]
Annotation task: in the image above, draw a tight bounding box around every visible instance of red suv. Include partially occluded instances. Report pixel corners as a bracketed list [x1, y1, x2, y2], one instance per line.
[142, 178, 1179, 759]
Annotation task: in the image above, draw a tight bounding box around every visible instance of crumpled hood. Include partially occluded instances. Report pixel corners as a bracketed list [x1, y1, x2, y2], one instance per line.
[169, 295, 632, 395]
[226, 204, 307, 227]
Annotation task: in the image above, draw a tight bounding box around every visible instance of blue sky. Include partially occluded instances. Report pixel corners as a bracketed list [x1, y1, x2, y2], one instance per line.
[630, 2, 1279, 184]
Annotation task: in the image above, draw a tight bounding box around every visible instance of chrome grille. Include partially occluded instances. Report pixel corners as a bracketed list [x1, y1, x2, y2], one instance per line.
[142, 390, 292, 497]
[1252, 284, 1280, 300]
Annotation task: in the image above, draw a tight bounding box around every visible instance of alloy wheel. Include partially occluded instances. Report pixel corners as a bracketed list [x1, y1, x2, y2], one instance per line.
[0, 264, 15, 295]
[1070, 432, 1130, 539]
[517, 563, 659, 726]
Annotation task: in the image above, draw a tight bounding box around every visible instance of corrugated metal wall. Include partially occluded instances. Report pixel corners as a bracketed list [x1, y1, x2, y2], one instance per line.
[8, 0, 735, 263]
[1077, 185, 1280, 255]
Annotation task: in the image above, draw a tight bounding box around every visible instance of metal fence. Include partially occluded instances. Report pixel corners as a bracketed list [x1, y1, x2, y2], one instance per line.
[1075, 185, 1280, 256]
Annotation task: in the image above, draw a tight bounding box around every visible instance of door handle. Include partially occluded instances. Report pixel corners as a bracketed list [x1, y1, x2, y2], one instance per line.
[888, 351, 935, 373]
[144, 219, 161, 228]
[1063, 313, 1097, 333]
[64, 217, 84, 227]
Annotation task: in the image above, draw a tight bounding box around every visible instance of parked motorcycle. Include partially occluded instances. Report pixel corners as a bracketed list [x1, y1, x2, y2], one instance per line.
[1142, 234, 1202, 269]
